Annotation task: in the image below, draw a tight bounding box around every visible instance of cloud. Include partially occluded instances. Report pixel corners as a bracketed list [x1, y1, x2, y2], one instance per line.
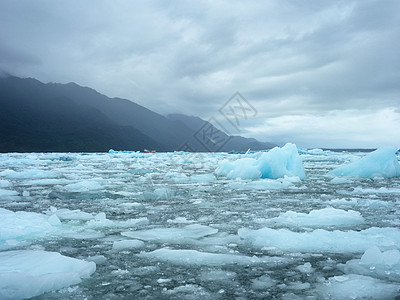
[246, 107, 400, 148]
[0, 0, 399, 147]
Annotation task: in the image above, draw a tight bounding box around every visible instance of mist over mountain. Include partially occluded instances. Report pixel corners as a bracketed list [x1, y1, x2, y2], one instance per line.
[0, 76, 275, 152]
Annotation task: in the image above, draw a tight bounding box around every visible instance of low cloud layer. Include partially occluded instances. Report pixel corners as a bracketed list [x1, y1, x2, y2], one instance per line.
[1, 0, 399, 148]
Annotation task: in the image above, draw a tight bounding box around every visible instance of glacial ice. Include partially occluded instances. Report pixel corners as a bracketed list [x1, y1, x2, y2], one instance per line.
[0, 208, 59, 249]
[112, 239, 145, 250]
[226, 176, 297, 190]
[316, 274, 400, 299]
[340, 246, 400, 282]
[0, 250, 95, 299]
[238, 227, 400, 253]
[0, 189, 18, 197]
[139, 248, 289, 266]
[257, 143, 306, 179]
[329, 146, 400, 178]
[121, 224, 218, 243]
[268, 207, 365, 228]
[62, 180, 103, 192]
[1, 149, 400, 298]
[0, 169, 58, 179]
[0, 179, 12, 188]
[215, 143, 306, 180]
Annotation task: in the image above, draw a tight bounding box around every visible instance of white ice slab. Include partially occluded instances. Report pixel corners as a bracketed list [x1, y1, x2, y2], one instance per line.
[239, 227, 400, 253]
[139, 248, 288, 266]
[122, 224, 218, 242]
[316, 274, 400, 299]
[0, 250, 95, 299]
[268, 207, 364, 228]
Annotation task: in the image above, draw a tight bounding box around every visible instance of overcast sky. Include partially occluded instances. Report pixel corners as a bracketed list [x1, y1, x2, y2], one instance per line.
[1, 0, 399, 148]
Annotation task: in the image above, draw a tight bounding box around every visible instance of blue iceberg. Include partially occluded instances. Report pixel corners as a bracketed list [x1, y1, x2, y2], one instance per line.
[329, 146, 400, 178]
[215, 143, 306, 180]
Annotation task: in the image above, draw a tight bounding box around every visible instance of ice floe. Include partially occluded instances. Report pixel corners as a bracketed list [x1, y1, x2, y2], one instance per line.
[112, 239, 145, 251]
[316, 274, 400, 299]
[339, 246, 400, 282]
[139, 248, 289, 266]
[121, 224, 218, 243]
[238, 227, 400, 253]
[0, 250, 95, 299]
[268, 207, 365, 228]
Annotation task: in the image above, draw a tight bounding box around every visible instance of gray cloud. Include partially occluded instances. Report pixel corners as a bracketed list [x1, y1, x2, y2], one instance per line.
[0, 0, 399, 147]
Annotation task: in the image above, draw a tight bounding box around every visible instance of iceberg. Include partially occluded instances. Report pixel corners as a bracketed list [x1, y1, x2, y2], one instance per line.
[340, 246, 400, 282]
[0, 250, 95, 299]
[215, 143, 305, 180]
[329, 146, 400, 178]
[257, 143, 306, 179]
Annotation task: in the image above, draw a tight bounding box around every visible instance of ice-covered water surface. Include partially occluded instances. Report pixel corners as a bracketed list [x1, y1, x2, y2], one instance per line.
[0, 149, 399, 299]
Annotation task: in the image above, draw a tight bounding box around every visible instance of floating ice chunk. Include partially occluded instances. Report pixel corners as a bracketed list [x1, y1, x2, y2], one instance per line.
[316, 274, 400, 299]
[63, 180, 103, 192]
[330, 177, 350, 184]
[163, 284, 211, 298]
[0, 169, 58, 179]
[227, 177, 295, 190]
[0, 208, 58, 248]
[329, 146, 400, 178]
[340, 246, 400, 282]
[238, 227, 400, 253]
[167, 217, 195, 224]
[257, 143, 306, 179]
[84, 213, 149, 229]
[251, 275, 276, 290]
[0, 189, 18, 197]
[269, 208, 364, 228]
[86, 255, 107, 265]
[139, 248, 288, 266]
[306, 148, 326, 155]
[351, 187, 400, 194]
[22, 178, 73, 186]
[189, 173, 216, 182]
[170, 173, 190, 183]
[0, 179, 12, 188]
[112, 239, 145, 250]
[0, 250, 95, 299]
[50, 208, 95, 221]
[296, 262, 314, 274]
[215, 158, 261, 180]
[286, 281, 310, 290]
[361, 246, 400, 266]
[215, 143, 305, 180]
[142, 187, 174, 200]
[48, 214, 62, 225]
[121, 224, 218, 243]
[199, 270, 236, 282]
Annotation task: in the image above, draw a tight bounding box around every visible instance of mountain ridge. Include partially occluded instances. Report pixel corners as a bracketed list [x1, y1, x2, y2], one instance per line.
[0, 76, 275, 152]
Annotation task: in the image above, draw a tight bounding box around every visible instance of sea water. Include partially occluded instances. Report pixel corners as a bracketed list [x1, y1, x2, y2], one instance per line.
[0, 148, 399, 299]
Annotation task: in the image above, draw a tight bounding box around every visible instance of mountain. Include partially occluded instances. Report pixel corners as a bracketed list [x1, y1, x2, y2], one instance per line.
[0, 76, 162, 152]
[167, 114, 276, 151]
[0, 76, 275, 152]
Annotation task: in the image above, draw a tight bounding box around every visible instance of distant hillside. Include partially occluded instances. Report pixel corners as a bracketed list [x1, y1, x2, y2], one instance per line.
[0, 76, 275, 152]
[167, 114, 276, 151]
